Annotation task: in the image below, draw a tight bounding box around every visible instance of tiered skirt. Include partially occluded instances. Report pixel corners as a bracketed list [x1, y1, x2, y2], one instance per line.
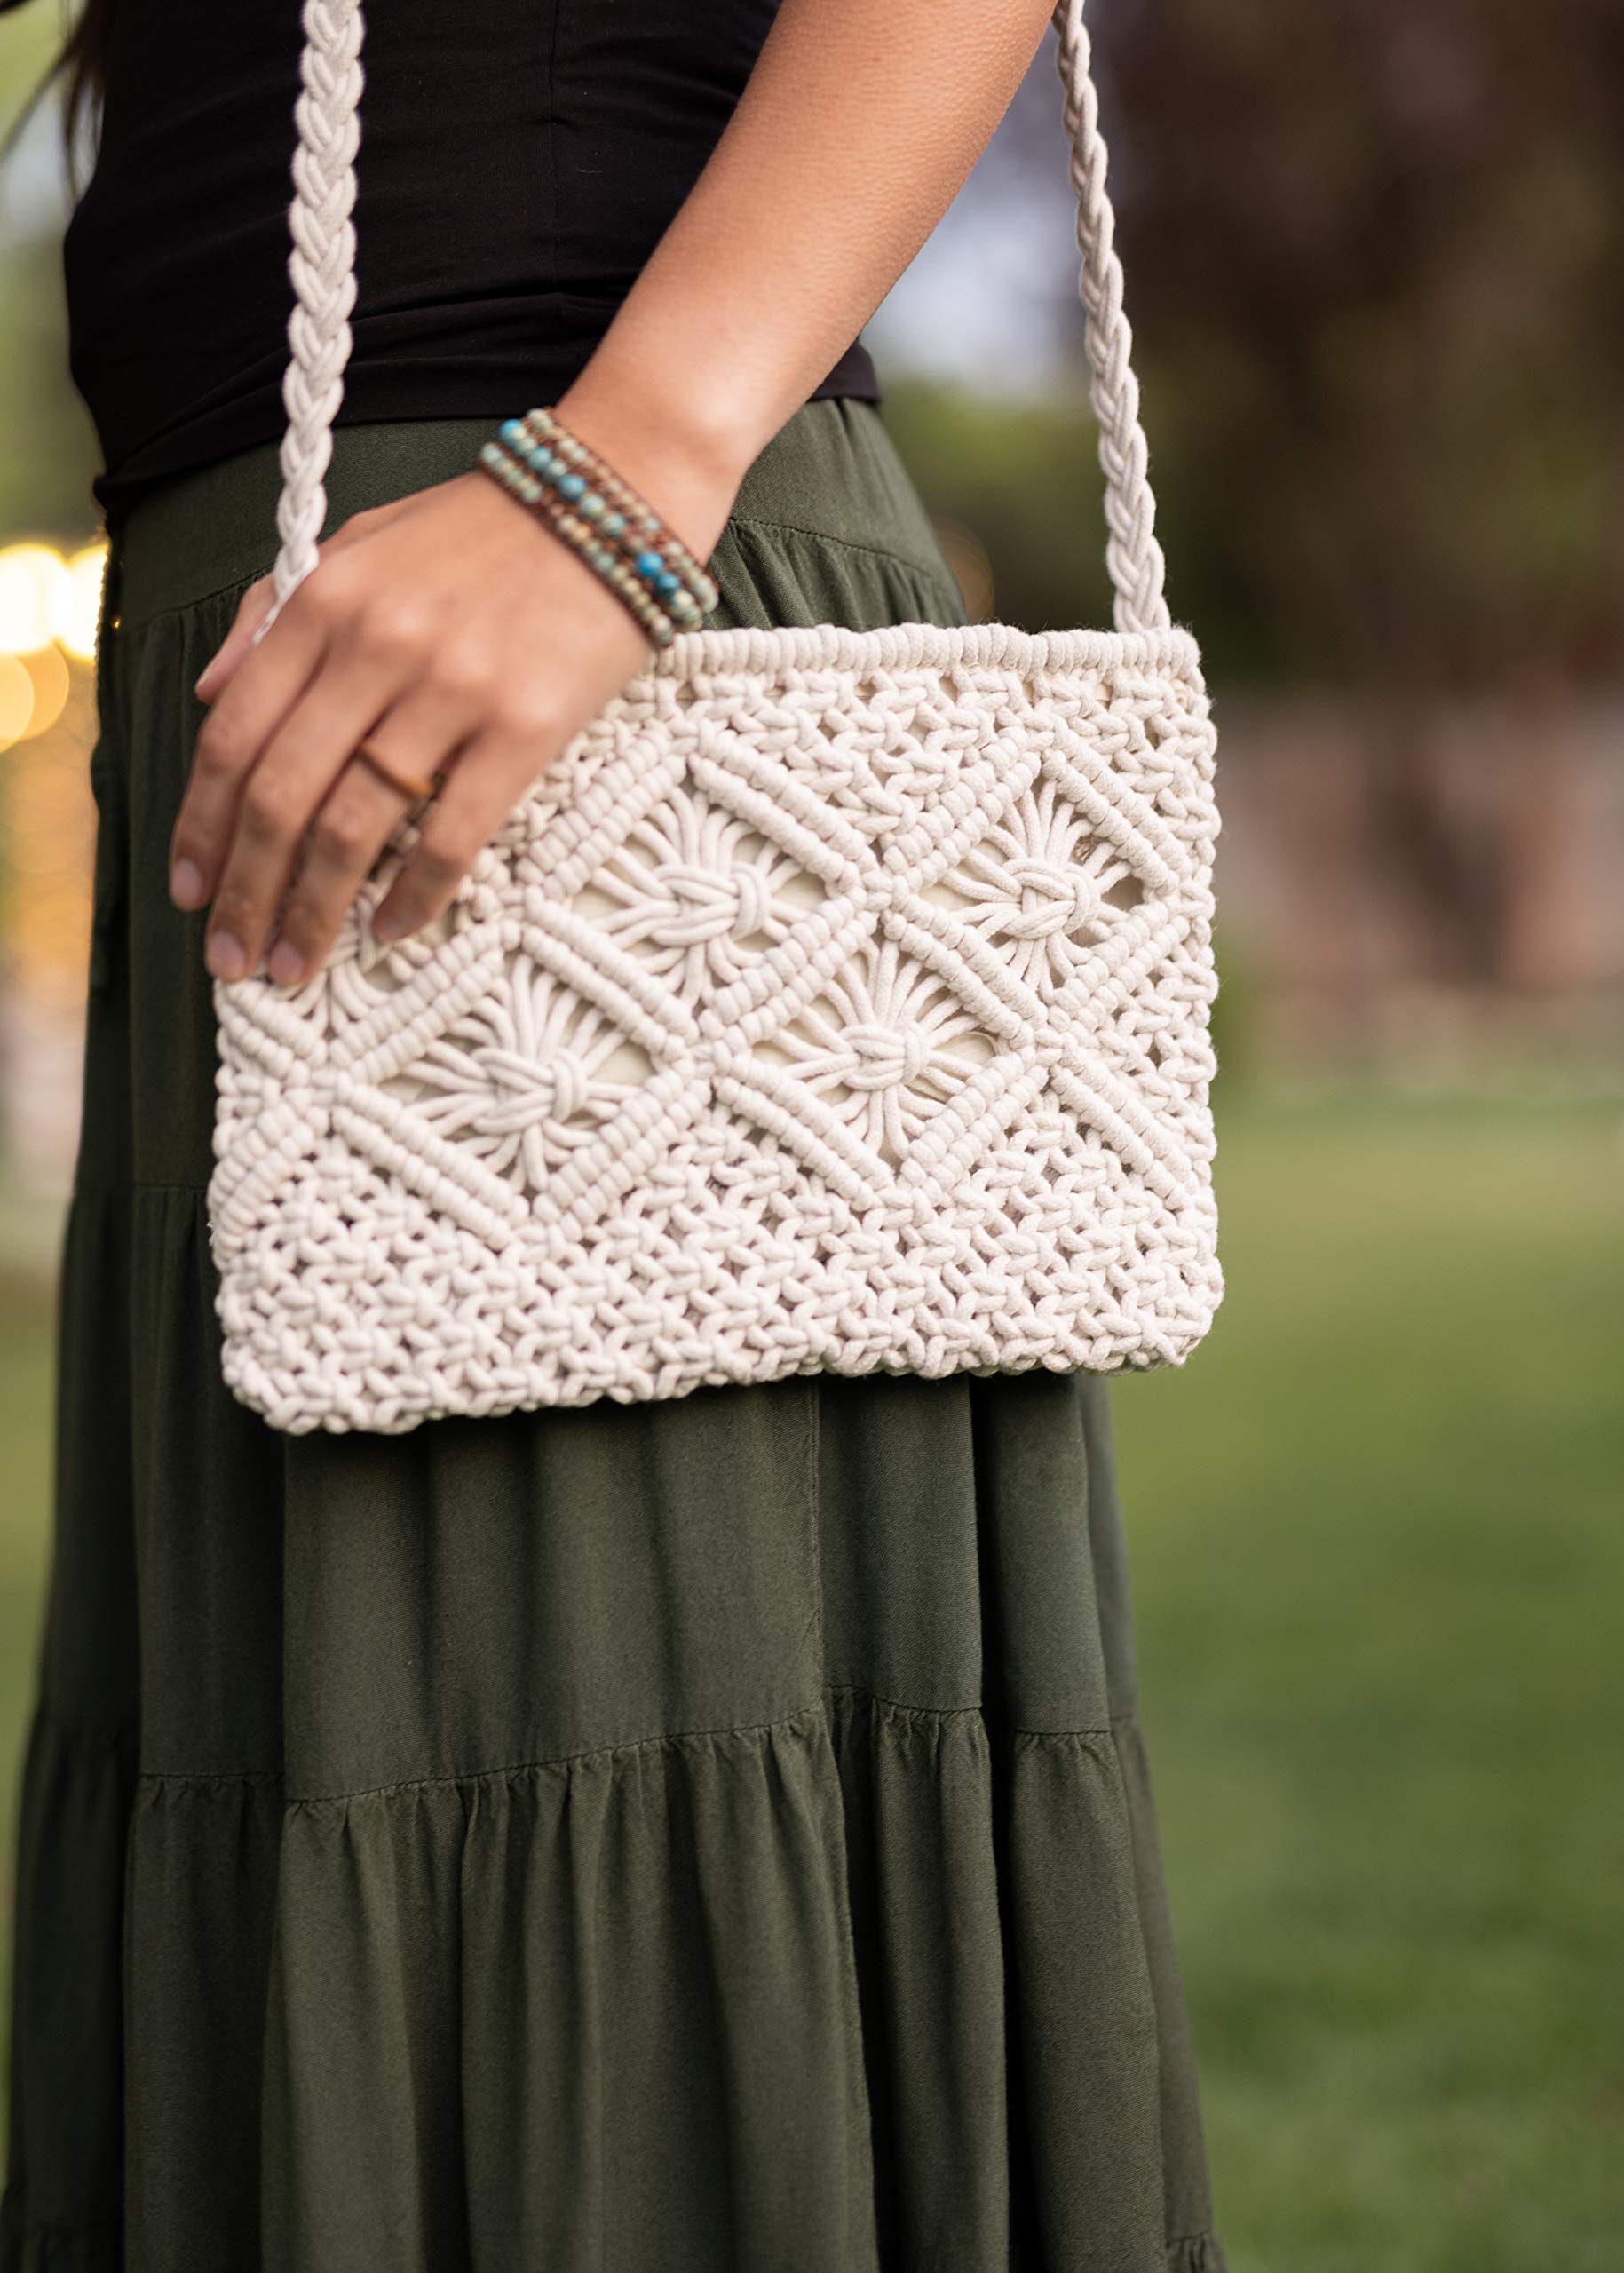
[3, 401, 1225, 2272]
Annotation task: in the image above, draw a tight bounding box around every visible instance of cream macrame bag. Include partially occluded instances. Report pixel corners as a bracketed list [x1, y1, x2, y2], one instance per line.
[208, 0, 1222, 1435]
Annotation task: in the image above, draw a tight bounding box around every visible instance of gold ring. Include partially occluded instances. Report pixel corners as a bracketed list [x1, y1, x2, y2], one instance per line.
[353, 741, 438, 803]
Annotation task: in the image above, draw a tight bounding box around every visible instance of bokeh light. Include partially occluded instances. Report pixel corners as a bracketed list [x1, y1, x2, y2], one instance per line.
[0, 536, 103, 1033]
[0, 651, 34, 743]
[11, 644, 72, 742]
[51, 543, 107, 661]
[0, 542, 74, 655]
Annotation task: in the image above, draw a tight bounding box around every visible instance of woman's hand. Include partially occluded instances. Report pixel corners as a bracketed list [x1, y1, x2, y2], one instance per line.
[170, 0, 1059, 991]
[170, 421, 732, 987]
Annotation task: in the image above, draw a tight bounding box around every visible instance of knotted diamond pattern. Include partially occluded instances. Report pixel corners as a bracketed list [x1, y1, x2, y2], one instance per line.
[210, 630, 1221, 1431]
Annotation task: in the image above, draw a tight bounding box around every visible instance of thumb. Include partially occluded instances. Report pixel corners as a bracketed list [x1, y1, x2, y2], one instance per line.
[193, 499, 409, 702]
[194, 574, 276, 704]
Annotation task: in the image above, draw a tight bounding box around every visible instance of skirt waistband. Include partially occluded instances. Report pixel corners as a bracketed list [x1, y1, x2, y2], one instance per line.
[107, 400, 945, 631]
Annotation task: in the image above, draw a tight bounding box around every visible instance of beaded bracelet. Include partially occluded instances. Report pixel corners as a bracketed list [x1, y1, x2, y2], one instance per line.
[491, 419, 708, 630]
[519, 408, 720, 619]
[478, 439, 681, 647]
[477, 407, 719, 642]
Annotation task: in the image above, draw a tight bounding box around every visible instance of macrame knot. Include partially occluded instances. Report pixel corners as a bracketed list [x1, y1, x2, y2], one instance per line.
[471, 1044, 589, 1134]
[651, 861, 773, 946]
[997, 857, 1097, 940]
[838, 1022, 933, 1091]
[730, 863, 775, 939]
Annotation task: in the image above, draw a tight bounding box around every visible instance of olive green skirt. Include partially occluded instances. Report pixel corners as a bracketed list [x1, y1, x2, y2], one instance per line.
[2, 401, 1225, 2273]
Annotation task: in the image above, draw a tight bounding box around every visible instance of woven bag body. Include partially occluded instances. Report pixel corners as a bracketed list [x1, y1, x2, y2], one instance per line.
[208, 0, 1222, 1434]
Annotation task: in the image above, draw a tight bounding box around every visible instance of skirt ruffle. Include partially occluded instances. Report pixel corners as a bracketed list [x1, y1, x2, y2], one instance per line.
[8, 1637, 1219, 2269]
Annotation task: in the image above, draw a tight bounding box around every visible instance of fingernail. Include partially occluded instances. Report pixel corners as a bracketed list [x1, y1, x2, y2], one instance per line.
[267, 939, 305, 986]
[170, 857, 205, 909]
[371, 908, 405, 943]
[206, 931, 246, 982]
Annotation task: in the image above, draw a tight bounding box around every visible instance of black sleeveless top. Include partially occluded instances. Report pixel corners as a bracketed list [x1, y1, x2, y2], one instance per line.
[63, 0, 881, 526]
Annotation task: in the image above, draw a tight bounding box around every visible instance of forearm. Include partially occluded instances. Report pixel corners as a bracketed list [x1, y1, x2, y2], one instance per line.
[557, 0, 1058, 557]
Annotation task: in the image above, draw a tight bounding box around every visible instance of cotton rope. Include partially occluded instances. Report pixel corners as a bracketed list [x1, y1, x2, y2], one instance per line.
[210, 0, 1221, 1434]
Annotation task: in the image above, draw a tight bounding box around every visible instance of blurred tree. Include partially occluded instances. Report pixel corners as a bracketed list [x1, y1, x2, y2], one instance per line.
[891, 4, 1610, 995]
[1047, 0, 1624, 684]
[882, 376, 1116, 633]
[954, 0, 1624, 988]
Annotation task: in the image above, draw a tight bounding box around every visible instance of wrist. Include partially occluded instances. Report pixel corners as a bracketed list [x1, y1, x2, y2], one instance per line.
[551, 359, 759, 568]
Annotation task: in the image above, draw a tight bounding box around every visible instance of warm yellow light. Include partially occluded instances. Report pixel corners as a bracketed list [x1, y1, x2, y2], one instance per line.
[51, 543, 108, 661]
[13, 645, 72, 741]
[0, 544, 72, 657]
[4, 738, 98, 872]
[0, 651, 36, 742]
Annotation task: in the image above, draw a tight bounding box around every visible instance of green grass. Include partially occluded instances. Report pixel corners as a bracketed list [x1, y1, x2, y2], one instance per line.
[2, 1097, 1620, 2265]
[1115, 1097, 1624, 2271]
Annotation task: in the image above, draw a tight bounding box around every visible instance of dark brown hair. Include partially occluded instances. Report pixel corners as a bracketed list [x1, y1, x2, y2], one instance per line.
[0, 0, 110, 183]
[59, 0, 110, 155]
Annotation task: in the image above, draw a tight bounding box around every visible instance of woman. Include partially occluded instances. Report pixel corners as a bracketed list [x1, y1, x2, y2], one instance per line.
[1, 1, 1226, 2266]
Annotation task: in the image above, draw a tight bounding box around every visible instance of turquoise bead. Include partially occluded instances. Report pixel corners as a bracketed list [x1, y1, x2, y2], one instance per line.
[635, 550, 665, 579]
[579, 492, 605, 520]
[602, 511, 626, 538]
[654, 569, 681, 597]
[558, 472, 587, 501]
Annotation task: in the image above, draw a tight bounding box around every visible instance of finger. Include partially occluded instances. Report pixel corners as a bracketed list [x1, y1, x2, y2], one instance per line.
[199, 638, 433, 981]
[194, 574, 276, 706]
[262, 757, 416, 987]
[261, 678, 482, 983]
[371, 720, 552, 941]
[170, 566, 351, 914]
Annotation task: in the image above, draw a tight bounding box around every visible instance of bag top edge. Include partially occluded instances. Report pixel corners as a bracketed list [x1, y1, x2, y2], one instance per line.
[651, 620, 1204, 682]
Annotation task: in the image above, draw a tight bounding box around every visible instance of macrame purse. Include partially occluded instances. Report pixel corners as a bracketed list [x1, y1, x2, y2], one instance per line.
[208, 0, 1222, 1435]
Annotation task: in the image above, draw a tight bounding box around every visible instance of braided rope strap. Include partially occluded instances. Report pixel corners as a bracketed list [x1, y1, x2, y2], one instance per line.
[261, 0, 365, 630]
[210, 0, 1222, 1434]
[1050, 0, 1168, 633]
[254, 0, 1164, 633]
